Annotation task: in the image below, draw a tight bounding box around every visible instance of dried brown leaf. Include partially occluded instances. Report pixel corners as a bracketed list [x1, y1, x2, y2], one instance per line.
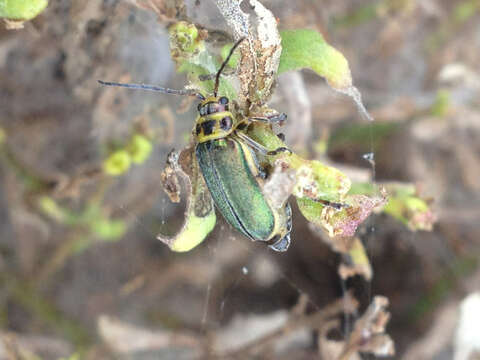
[215, 0, 281, 106]
[340, 296, 395, 359]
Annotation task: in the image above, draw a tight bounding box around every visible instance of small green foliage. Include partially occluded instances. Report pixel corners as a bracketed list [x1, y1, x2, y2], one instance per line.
[91, 218, 127, 241]
[38, 196, 68, 223]
[296, 198, 325, 223]
[247, 123, 351, 202]
[279, 29, 352, 89]
[38, 197, 127, 244]
[59, 354, 80, 360]
[169, 22, 237, 100]
[0, 0, 48, 21]
[297, 194, 385, 237]
[103, 149, 132, 176]
[127, 134, 153, 164]
[349, 182, 436, 231]
[246, 123, 386, 237]
[383, 195, 433, 231]
[169, 209, 216, 252]
[430, 89, 450, 117]
[453, 0, 480, 24]
[169, 21, 201, 56]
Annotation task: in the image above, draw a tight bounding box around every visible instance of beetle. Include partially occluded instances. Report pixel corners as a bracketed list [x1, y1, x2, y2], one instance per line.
[99, 38, 293, 251]
[194, 94, 292, 251]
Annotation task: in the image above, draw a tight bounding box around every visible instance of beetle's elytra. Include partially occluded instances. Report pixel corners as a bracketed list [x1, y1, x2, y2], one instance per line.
[99, 37, 293, 251]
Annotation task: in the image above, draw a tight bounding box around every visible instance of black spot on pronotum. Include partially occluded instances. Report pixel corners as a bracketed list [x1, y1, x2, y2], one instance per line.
[201, 120, 216, 135]
[236, 122, 247, 131]
[220, 116, 232, 130]
[196, 124, 201, 135]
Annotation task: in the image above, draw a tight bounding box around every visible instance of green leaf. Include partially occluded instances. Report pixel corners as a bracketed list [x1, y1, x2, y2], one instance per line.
[0, 0, 48, 21]
[91, 218, 127, 241]
[247, 122, 351, 202]
[247, 122, 389, 238]
[157, 147, 217, 252]
[169, 209, 216, 252]
[279, 29, 352, 89]
[297, 194, 385, 237]
[349, 182, 437, 231]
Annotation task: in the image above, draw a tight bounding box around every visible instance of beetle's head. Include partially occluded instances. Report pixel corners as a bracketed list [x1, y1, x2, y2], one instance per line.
[194, 96, 237, 142]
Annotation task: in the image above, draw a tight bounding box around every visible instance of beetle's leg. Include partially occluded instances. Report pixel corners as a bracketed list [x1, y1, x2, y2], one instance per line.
[267, 146, 292, 156]
[285, 203, 292, 233]
[267, 203, 292, 252]
[236, 131, 292, 156]
[268, 233, 291, 252]
[242, 136, 269, 179]
[257, 166, 268, 180]
[248, 112, 287, 124]
[313, 199, 349, 210]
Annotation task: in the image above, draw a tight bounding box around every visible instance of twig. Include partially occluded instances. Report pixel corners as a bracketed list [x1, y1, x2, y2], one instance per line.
[0, 273, 92, 349]
[212, 293, 358, 359]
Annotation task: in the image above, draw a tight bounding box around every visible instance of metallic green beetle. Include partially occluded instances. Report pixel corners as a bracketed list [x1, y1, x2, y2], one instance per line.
[194, 93, 292, 251]
[99, 38, 293, 251]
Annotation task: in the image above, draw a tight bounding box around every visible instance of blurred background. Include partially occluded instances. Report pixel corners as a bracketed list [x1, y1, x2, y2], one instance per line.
[1, 0, 479, 359]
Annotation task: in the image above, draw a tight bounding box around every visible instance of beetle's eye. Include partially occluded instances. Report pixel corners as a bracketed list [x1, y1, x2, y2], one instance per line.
[219, 96, 229, 105]
[197, 103, 202, 112]
[220, 116, 232, 130]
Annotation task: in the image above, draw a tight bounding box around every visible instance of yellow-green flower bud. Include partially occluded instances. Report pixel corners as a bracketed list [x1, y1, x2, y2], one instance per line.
[103, 150, 132, 176]
[127, 134, 153, 164]
[169, 21, 203, 62]
[92, 218, 127, 240]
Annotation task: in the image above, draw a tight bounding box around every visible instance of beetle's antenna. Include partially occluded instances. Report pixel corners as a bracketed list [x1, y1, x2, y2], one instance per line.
[213, 37, 246, 97]
[98, 80, 205, 100]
